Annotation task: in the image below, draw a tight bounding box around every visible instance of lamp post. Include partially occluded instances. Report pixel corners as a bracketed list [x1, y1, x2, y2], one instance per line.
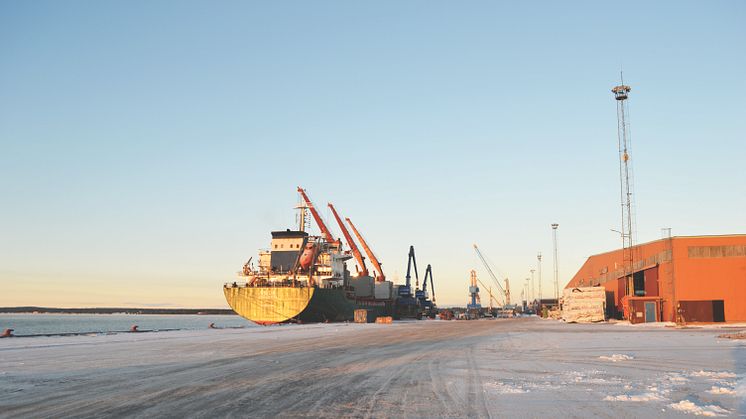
[530, 269, 535, 302]
[537, 252, 542, 300]
[551, 223, 559, 300]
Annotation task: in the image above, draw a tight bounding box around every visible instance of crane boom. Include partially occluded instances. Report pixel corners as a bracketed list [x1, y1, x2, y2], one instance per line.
[345, 217, 385, 282]
[475, 275, 502, 307]
[423, 264, 435, 302]
[473, 244, 507, 301]
[405, 245, 419, 288]
[297, 187, 335, 243]
[328, 203, 368, 276]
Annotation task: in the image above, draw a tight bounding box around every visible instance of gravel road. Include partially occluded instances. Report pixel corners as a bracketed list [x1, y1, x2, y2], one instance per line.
[1, 318, 743, 418]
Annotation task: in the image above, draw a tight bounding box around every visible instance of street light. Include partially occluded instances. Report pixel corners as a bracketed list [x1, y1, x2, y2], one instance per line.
[537, 252, 542, 300]
[551, 223, 559, 300]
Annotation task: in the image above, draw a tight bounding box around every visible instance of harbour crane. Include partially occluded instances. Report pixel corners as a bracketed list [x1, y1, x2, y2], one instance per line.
[328, 203, 368, 277]
[422, 264, 435, 304]
[297, 187, 335, 244]
[416, 264, 437, 318]
[396, 245, 421, 318]
[473, 244, 508, 306]
[467, 270, 481, 311]
[345, 217, 385, 282]
[473, 274, 502, 313]
[504, 278, 511, 306]
[401, 245, 418, 297]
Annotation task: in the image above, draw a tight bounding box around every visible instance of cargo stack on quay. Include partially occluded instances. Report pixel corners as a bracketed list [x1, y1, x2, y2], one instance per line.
[224, 187, 438, 325]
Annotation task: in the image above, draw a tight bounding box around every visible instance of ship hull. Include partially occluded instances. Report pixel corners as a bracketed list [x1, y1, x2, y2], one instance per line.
[224, 286, 393, 325]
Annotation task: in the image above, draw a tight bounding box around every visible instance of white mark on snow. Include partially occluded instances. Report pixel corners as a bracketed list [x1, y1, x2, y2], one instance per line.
[662, 372, 689, 383]
[604, 392, 664, 402]
[484, 381, 529, 394]
[737, 380, 746, 397]
[668, 400, 730, 417]
[599, 354, 634, 362]
[706, 386, 735, 395]
[690, 370, 736, 379]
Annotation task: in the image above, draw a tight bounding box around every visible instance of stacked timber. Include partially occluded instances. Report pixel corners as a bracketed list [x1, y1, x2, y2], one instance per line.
[561, 287, 606, 323]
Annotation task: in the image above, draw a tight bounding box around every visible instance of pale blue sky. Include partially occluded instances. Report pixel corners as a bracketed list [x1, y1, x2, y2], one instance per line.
[1, 1, 744, 307]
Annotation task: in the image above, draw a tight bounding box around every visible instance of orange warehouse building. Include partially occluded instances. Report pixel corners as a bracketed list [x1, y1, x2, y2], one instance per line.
[565, 235, 746, 323]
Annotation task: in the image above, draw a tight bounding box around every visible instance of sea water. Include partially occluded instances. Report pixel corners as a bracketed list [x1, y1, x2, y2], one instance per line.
[0, 313, 256, 337]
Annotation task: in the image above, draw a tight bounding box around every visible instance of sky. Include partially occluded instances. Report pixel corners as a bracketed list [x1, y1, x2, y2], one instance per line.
[1, 1, 744, 308]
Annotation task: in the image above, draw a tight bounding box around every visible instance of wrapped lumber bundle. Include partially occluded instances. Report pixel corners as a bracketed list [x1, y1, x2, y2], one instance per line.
[561, 287, 606, 323]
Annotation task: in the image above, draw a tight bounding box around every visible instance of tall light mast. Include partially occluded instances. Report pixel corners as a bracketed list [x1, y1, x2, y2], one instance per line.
[537, 252, 542, 300]
[551, 224, 559, 300]
[612, 79, 635, 292]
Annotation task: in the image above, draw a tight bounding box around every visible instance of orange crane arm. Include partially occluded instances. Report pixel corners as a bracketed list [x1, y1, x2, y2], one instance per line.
[327, 203, 368, 277]
[345, 217, 385, 282]
[297, 187, 335, 243]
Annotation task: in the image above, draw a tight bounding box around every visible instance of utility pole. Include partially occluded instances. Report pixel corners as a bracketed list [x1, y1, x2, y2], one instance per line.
[537, 253, 542, 300]
[530, 269, 536, 302]
[525, 278, 531, 311]
[551, 224, 559, 300]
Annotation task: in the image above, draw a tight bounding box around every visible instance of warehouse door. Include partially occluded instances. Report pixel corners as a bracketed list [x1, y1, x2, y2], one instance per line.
[678, 300, 726, 323]
[643, 266, 659, 297]
[644, 302, 657, 322]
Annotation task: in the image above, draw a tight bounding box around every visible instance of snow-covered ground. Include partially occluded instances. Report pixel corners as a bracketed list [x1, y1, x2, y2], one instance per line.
[0, 318, 744, 417]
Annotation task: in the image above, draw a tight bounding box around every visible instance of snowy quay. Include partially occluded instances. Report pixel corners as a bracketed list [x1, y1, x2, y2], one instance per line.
[1, 318, 744, 418]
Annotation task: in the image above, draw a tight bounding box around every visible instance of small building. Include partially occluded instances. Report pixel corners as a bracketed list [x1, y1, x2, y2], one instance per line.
[565, 234, 746, 323]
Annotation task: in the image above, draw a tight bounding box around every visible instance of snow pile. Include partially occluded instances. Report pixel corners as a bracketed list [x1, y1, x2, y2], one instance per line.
[599, 354, 634, 362]
[612, 320, 676, 328]
[706, 386, 735, 395]
[484, 381, 529, 394]
[662, 372, 689, 383]
[690, 370, 736, 379]
[668, 400, 730, 417]
[604, 393, 664, 402]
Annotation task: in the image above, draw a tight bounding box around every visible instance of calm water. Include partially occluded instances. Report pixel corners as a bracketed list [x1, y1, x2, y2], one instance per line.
[0, 313, 256, 337]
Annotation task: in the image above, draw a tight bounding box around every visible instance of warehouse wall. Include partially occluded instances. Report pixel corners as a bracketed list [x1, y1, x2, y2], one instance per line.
[567, 235, 746, 323]
[672, 236, 746, 322]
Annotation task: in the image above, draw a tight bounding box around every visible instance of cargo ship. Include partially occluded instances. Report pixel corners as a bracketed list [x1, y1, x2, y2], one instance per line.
[224, 188, 397, 325]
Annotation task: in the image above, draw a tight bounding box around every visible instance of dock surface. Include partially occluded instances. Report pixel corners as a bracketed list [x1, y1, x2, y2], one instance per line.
[1, 318, 743, 418]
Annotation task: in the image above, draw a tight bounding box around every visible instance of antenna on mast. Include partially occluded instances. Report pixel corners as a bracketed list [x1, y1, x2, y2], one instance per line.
[612, 75, 636, 295]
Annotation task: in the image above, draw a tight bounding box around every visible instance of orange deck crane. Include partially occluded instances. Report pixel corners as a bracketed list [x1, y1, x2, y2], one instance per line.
[328, 203, 368, 277]
[345, 217, 385, 282]
[297, 187, 335, 244]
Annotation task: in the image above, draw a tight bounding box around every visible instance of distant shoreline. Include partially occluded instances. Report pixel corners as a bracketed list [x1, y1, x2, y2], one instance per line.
[0, 307, 237, 315]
